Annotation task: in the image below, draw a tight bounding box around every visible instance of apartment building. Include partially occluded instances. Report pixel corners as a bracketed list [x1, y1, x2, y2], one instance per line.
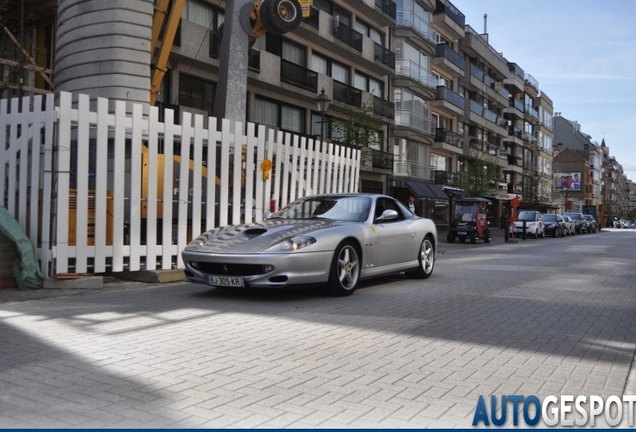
[553, 114, 603, 208]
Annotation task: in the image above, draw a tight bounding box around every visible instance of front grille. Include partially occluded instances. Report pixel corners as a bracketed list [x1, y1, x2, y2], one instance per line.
[195, 263, 269, 276]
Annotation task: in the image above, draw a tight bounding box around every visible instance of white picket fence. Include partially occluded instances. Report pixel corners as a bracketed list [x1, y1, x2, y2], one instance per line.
[1, 92, 361, 276]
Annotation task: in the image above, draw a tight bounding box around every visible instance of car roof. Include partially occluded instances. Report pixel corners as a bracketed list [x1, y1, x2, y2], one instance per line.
[455, 197, 491, 203]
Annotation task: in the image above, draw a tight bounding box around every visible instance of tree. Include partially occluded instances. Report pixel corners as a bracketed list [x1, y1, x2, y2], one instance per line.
[454, 149, 500, 197]
[329, 97, 384, 150]
[523, 174, 552, 209]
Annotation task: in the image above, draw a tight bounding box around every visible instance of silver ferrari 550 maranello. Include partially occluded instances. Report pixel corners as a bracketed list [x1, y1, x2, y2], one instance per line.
[181, 193, 438, 296]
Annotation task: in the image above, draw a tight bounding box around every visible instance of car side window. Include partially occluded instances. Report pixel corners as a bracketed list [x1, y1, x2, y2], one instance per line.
[374, 198, 404, 222]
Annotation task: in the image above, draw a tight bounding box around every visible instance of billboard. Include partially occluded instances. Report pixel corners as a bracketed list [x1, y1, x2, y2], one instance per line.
[553, 172, 581, 191]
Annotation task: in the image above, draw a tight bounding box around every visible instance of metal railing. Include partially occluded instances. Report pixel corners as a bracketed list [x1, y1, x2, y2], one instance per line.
[524, 73, 539, 92]
[304, 6, 319, 28]
[396, 9, 438, 42]
[280, 59, 318, 92]
[395, 109, 436, 135]
[371, 149, 395, 170]
[435, 43, 465, 70]
[395, 160, 435, 180]
[436, 86, 464, 109]
[374, 42, 396, 69]
[372, 95, 394, 119]
[511, 98, 524, 112]
[434, 170, 461, 186]
[396, 59, 434, 88]
[434, 0, 465, 27]
[335, 21, 363, 51]
[435, 128, 462, 148]
[333, 80, 362, 107]
[525, 104, 539, 120]
[375, 0, 397, 19]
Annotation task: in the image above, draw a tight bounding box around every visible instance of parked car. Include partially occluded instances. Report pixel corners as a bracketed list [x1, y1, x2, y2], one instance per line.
[561, 215, 576, 236]
[583, 214, 597, 233]
[563, 212, 587, 234]
[511, 210, 545, 238]
[181, 193, 438, 296]
[542, 213, 566, 237]
[623, 219, 635, 229]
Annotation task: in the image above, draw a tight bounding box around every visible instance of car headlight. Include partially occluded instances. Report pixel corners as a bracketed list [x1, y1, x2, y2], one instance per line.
[264, 236, 316, 252]
[184, 234, 209, 251]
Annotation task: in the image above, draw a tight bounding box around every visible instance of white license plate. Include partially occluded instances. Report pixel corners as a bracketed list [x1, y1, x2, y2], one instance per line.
[457, 231, 467, 235]
[206, 275, 245, 287]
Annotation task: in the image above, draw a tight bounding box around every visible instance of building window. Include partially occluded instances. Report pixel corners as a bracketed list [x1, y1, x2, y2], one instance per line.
[182, 0, 221, 28]
[354, 71, 383, 98]
[354, 19, 384, 45]
[179, 73, 215, 113]
[311, 53, 350, 84]
[255, 97, 305, 134]
[431, 153, 449, 171]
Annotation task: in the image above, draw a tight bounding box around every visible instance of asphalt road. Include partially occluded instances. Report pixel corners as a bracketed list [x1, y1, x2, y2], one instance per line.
[0, 228, 635, 427]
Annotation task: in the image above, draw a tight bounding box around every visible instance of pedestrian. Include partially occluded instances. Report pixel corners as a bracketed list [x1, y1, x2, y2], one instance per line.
[406, 196, 419, 216]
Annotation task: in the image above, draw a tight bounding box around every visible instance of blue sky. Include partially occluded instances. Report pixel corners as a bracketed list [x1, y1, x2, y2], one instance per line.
[451, 0, 636, 182]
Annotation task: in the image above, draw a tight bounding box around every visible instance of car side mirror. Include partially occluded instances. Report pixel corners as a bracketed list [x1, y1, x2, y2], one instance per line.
[263, 211, 273, 220]
[376, 209, 398, 222]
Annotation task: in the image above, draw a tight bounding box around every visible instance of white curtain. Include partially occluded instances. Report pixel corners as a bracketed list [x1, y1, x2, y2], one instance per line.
[183, 0, 213, 28]
[254, 98, 278, 127]
[311, 53, 328, 74]
[332, 62, 349, 84]
[282, 41, 306, 66]
[281, 105, 304, 133]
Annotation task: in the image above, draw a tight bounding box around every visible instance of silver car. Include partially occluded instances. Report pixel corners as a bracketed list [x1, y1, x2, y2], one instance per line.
[181, 193, 438, 296]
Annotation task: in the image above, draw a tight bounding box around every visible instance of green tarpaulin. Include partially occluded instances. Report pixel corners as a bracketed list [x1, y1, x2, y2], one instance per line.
[0, 206, 44, 290]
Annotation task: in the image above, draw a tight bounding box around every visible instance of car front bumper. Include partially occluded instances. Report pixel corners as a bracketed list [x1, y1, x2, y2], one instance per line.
[182, 250, 334, 288]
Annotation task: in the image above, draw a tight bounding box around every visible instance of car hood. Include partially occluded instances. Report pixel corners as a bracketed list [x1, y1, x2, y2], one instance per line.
[186, 219, 346, 254]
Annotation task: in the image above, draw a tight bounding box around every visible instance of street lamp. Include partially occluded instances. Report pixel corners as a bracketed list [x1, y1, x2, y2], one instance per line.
[315, 87, 331, 142]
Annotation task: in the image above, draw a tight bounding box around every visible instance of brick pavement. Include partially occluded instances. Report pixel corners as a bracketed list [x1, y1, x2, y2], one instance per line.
[0, 229, 635, 427]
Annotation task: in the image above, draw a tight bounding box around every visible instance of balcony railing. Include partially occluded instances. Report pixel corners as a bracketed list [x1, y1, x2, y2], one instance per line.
[435, 128, 462, 148]
[470, 63, 484, 81]
[396, 59, 434, 88]
[508, 62, 525, 79]
[521, 131, 537, 143]
[333, 80, 361, 107]
[395, 160, 435, 180]
[335, 21, 363, 51]
[396, 9, 438, 43]
[511, 98, 524, 112]
[525, 104, 539, 120]
[465, 25, 507, 66]
[484, 108, 498, 123]
[469, 99, 483, 115]
[375, 0, 397, 19]
[493, 83, 509, 100]
[304, 6, 319, 29]
[395, 109, 436, 135]
[373, 95, 394, 119]
[436, 86, 464, 109]
[434, 0, 465, 27]
[484, 74, 495, 87]
[524, 73, 539, 93]
[508, 127, 522, 139]
[247, 49, 261, 72]
[280, 59, 318, 92]
[374, 42, 396, 69]
[371, 149, 395, 170]
[435, 43, 465, 70]
[434, 170, 460, 186]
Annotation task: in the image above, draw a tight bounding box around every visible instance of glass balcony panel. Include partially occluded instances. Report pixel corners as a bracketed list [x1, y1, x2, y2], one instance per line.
[396, 59, 434, 88]
[435, 43, 465, 70]
[396, 9, 437, 42]
[374, 42, 396, 69]
[395, 109, 436, 135]
[395, 160, 435, 180]
[280, 59, 318, 92]
[436, 86, 464, 109]
[469, 99, 483, 115]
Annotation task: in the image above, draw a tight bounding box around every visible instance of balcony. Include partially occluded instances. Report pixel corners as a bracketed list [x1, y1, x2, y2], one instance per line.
[333, 80, 362, 107]
[434, 0, 465, 27]
[436, 86, 463, 108]
[396, 9, 438, 43]
[524, 73, 539, 94]
[395, 109, 436, 135]
[335, 21, 363, 51]
[521, 131, 538, 143]
[375, 0, 397, 19]
[484, 108, 497, 123]
[469, 99, 483, 116]
[434, 43, 465, 74]
[374, 43, 396, 69]
[434, 170, 460, 186]
[461, 26, 509, 77]
[508, 127, 522, 139]
[395, 160, 435, 180]
[470, 63, 484, 81]
[304, 6, 319, 29]
[433, 128, 463, 154]
[492, 83, 509, 100]
[371, 148, 395, 171]
[511, 98, 524, 112]
[525, 104, 539, 121]
[248, 49, 260, 72]
[373, 95, 394, 119]
[280, 59, 318, 93]
[396, 59, 434, 88]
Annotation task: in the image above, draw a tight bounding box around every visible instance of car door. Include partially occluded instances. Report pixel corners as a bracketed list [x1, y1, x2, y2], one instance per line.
[373, 197, 418, 267]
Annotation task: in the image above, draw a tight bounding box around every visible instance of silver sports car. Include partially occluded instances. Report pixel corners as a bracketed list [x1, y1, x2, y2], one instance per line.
[181, 193, 438, 296]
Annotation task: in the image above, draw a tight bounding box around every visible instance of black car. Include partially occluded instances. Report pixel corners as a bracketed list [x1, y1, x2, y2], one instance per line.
[542, 213, 566, 237]
[563, 212, 587, 234]
[583, 214, 597, 233]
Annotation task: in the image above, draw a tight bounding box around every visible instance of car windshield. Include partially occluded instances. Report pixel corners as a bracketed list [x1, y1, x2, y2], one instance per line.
[542, 214, 557, 222]
[518, 211, 537, 221]
[565, 213, 581, 220]
[584, 215, 593, 221]
[271, 196, 372, 222]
